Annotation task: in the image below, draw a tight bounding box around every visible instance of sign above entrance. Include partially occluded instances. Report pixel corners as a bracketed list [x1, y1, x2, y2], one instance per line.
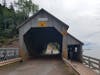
[38, 21, 47, 27]
[38, 18, 48, 21]
[38, 18, 48, 27]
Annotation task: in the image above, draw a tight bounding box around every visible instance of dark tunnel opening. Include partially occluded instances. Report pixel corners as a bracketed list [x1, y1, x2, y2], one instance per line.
[68, 45, 82, 62]
[23, 27, 63, 59]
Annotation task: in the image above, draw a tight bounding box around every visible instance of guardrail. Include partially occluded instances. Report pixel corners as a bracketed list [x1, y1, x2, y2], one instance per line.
[0, 48, 19, 61]
[83, 55, 100, 73]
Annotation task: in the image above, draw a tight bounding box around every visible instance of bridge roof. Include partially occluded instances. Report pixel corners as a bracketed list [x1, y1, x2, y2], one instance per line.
[67, 33, 84, 45]
[17, 8, 69, 29]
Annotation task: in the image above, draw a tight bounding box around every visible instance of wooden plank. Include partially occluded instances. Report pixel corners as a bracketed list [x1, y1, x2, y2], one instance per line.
[89, 60, 99, 65]
[83, 55, 100, 61]
[84, 61, 89, 66]
[0, 58, 21, 67]
[83, 55, 100, 72]
[90, 64, 100, 70]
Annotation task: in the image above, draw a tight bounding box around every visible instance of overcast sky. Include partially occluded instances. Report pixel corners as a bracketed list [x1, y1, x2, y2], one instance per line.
[0, 0, 100, 51]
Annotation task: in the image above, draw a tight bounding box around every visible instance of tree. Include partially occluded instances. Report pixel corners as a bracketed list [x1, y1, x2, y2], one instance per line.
[9, 3, 14, 11]
[15, 0, 39, 18]
[0, 0, 39, 45]
[49, 42, 60, 50]
[2, 0, 7, 7]
[0, 3, 17, 39]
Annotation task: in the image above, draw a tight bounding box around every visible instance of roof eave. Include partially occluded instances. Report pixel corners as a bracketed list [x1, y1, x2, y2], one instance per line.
[16, 8, 69, 30]
[67, 33, 84, 45]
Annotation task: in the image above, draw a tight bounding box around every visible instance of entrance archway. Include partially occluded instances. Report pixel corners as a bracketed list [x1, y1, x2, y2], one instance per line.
[18, 9, 69, 60]
[23, 27, 63, 58]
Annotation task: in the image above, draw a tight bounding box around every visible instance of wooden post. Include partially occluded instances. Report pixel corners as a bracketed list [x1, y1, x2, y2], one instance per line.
[99, 60, 100, 73]
[62, 32, 68, 59]
[88, 56, 91, 68]
[83, 55, 100, 73]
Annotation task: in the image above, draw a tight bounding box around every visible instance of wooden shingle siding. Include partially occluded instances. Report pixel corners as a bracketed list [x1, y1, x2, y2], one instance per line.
[66, 33, 83, 45]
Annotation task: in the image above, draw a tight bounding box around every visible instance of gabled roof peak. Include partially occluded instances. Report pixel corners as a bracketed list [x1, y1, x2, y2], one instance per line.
[17, 8, 69, 29]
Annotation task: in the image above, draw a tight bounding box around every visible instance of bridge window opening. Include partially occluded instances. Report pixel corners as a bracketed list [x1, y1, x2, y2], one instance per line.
[68, 45, 82, 62]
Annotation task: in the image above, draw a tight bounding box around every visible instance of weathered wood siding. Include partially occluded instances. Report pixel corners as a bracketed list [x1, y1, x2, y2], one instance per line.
[66, 33, 83, 62]
[66, 34, 82, 45]
[19, 10, 68, 36]
[18, 9, 69, 60]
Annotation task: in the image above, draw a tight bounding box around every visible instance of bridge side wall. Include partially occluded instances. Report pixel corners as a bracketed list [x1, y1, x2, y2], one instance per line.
[18, 11, 68, 60]
[66, 34, 81, 45]
[66, 34, 83, 62]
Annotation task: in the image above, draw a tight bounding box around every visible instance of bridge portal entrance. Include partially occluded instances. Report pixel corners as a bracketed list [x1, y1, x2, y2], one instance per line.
[17, 9, 68, 60]
[24, 27, 63, 58]
[68, 45, 81, 61]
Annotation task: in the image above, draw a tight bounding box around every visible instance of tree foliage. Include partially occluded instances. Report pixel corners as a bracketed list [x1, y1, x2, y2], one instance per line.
[15, 0, 39, 18]
[48, 42, 60, 50]
[0, 0, 39, 44]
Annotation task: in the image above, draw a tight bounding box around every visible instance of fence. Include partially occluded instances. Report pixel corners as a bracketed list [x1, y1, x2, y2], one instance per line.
[83, 55, 100, 73]
[0, 48, 19, 61]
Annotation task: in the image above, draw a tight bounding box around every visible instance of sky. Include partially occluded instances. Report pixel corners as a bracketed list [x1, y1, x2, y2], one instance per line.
[0, 0, 100, 51]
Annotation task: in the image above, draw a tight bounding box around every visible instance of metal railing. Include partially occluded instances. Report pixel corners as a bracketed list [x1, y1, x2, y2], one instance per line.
[0, 48, 19, 61]
[83, 55, 100, 73]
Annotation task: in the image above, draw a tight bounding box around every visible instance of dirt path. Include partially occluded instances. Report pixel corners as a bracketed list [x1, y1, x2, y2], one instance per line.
[0, 58, 76, 75]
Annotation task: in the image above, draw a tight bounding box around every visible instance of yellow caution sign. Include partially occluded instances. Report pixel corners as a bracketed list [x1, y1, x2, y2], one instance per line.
[38, 21, 47, 27]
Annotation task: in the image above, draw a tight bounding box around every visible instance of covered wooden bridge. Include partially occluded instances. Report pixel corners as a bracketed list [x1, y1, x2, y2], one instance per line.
[17, 9, 83, 60]
[17, 9, 83, 62]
